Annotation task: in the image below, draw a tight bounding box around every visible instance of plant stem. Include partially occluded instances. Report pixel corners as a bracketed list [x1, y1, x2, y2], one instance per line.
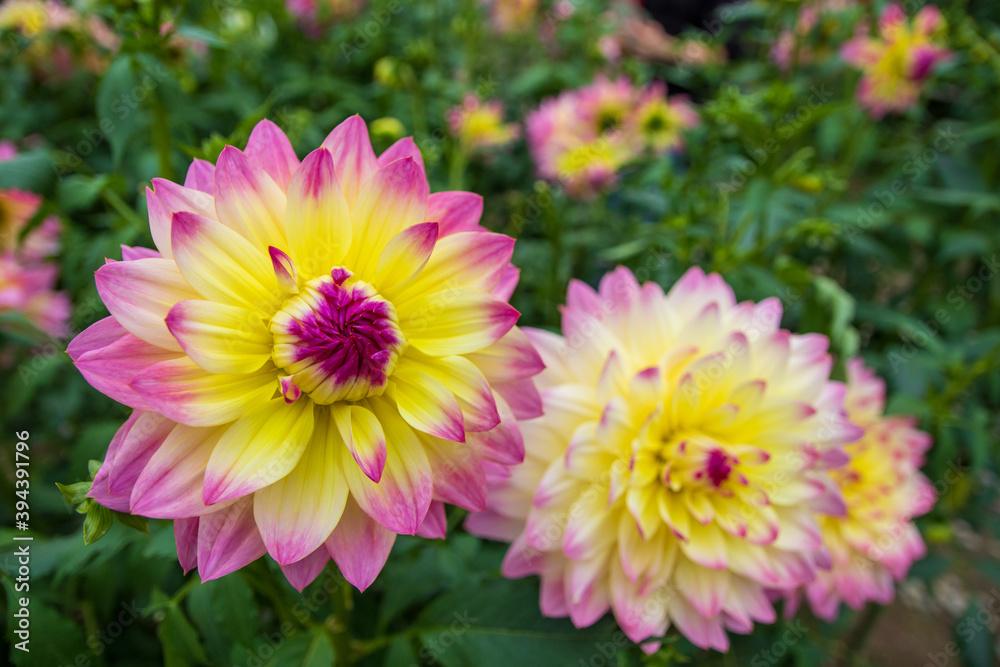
[836, 603, 882, 666]
[330, 569, 354, 665]
[101, 190, 146, 230]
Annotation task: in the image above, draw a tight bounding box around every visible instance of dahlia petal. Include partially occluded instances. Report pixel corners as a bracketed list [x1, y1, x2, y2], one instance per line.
[166, 299, 272, 374]
[254, 410, 349, 565]
[374, 222, 438, 291]
[175, 517, 200, 573]
[285, 147, 352, 277]
[386, 231, 514, 304]
[377, 136, 426, 174]
[419, 434, 487, 511]
[680, 522, 728, 569]
[95, 257, 200, 351]
[130, 357, 276, 427]
[675, 558, 728, 617]
[492, 265, 520, 301]
[88, 459, 131, 512]
[280, 547, 331, 592]
[331, 404, 387, 483]
[130, 423, 229, 518]
[346, 156, 429, 278]
[466, 394, 524, 465]
[670, 596, 730, 651]
[325, 496, 396, 592]
[540, 574, 570, 617]
[120, 245, 160, 261]
[609, 568, 669, 644]
[426, 191, 484, 236]
[245, 119, 300, 191]
[183, 159, 215, 194]
[341, 398, 433, 535]
[147, 178, 217, 258]
[171, 211, 281, 315]
[203, 398, 315, 504]
[108, 411, 175, 496]
[404, 353, 499, 432]
[492, 377, 544, 420]
[197, 498, 268, 582]
[379, 378, 440, 445]
[465, 326, 546, 383]
[213, 145, 287, 249]
[399, 289, 519, 356]
[69, 317, 180, 411]
[464, 508, 522, 541]
[415, 501, 447, 539]
[320, 115, 379, 207]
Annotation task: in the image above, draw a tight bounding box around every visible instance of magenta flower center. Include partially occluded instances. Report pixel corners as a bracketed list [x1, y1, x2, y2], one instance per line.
[270, 268, 405, 404]
[705, 448, 733, 488]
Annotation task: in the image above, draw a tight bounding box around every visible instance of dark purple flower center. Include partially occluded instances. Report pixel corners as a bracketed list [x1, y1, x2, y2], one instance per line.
[705, 448, 733, 488]
[270, 268, 404, 404]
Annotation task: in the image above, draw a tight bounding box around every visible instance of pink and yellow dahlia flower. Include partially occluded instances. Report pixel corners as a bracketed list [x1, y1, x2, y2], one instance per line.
[786, 358, 934, 619]
[467, 266, 862, 651]
[0, 162, 69, 338]
[840, 3, 950, 118]
[70, 117, 543, 591]
[526, 77, 698, 198]
[447, 95, 520, 151]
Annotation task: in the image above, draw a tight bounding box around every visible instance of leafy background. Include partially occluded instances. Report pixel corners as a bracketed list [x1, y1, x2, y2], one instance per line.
[1, 0, 1000, 665]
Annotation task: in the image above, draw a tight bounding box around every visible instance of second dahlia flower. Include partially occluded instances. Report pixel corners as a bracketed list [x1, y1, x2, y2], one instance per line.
[0, 157, 68, 338]
[840, 3, 950, 118]
[526, 77, 698, 198]
[785, 358, 934, 619]
[467, 266, 862, 651]
[71, 117, 543, 591]
[447, 95, 520, 151]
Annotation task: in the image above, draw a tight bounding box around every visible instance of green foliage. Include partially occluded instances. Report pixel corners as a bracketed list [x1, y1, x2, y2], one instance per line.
[0, 0, 998, 665]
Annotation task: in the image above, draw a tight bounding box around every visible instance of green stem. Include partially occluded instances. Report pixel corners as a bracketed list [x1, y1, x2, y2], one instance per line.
[836, 603, 882, 666]
[240, 562, 301, 630]
[330, 570, 354, 665]
[101, 190, 146, 230]
[150, 92, 173, 181]
[448, 141, 468, 190]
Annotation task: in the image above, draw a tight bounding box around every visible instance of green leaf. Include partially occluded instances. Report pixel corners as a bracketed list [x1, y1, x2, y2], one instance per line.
[2, 576, 89, 666]
[954, 601, 994, 667]
[84, 502, 114, 545]
[263, 627, 335, 667]
[158, 606, 211, 667]
[55, 481, 91, 505]
[95, 55, 152, 168]
[187, 574, 258, 663]
[413, 578, 619, 667]
[56, 174, 114, 212]
[115, 512, 149, 534]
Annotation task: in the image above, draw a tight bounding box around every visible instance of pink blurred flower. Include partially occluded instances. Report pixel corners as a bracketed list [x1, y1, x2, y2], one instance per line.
[784, 359, 934, 620]
[0, 0, 119, 79]
[448, 95, 520, 151]
[467, 266, 862, 651]
[0, 144, 68, 338]
[841, 3, 950, 117]
[286, 0, 365, 35]
[526, 76, 698, 198]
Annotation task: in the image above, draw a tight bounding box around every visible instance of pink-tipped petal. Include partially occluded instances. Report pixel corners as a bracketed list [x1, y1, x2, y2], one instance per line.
[320, 115, 379, 206]
[426, 191, 485, 236]
[197, 498, 268, 581]
[325, 497, 396, 592]
[245, 119, 300, 191]
[415, 501, 447, 539]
